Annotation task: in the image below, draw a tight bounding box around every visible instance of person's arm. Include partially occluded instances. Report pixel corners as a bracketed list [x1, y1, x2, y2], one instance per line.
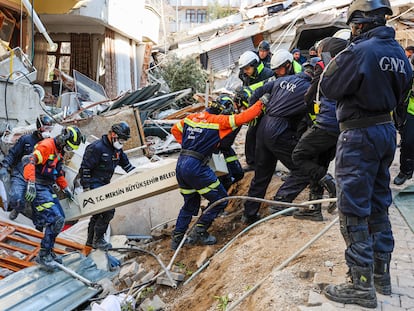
[2, 137, 26, 169]
[320, 48, 360, 100]
[249, 81, 274, 106]
[80, 144, 99, 189]
[171, 119, 185, 144]
[119, 151, 135, 173]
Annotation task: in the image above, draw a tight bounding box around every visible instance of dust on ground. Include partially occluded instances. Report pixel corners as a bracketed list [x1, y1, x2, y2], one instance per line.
[119, 127, 405, 311]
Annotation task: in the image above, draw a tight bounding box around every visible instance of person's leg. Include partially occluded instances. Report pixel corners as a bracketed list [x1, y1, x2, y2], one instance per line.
[244, 123, 258, 169]
[325, 126, 395, 308]
[395, 114, 414, 185]
[92, 209, 115, 250]
[244, 130, 276, 221]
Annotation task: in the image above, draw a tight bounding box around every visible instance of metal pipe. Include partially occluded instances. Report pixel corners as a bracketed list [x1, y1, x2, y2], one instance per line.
[169, 196, 336, 278]
[54, 262, 97, 288]
[226, 216, 339, 311]
[21, 0, 55, 48]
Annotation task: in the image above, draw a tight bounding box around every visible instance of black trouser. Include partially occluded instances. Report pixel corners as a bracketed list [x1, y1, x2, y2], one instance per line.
[87, 209, 115, 244]
[244, 128, 309, 217]
[245, 120, 260, 166]
[292, 125, 338, 194]
[399, 113, 414, 176]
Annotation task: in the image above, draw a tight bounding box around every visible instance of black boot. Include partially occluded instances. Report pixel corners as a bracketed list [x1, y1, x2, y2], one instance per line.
[36, 248, 58, 271]
[8, 209, 19, 220]
[319, 173, 337, 213]
[374, 252, 391, 295]
[92, 235, 112, 250]
[324, 266, 377, 308]
[171, 231, 185, 250]
[269, 196, 294, 216]
[50, 251, 63, 264]
[293, 194, 323, 221]
[393, 171, 412, 185]
[188, 224, 217, 246]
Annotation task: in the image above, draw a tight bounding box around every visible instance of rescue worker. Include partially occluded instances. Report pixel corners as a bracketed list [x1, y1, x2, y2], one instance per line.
[170, 93, 266, 250]
[291, 37, 348, 222]
[0, 115, 54, 220]
[23, 126, 84, 270]
[238, 50, 274, 171]
[214, 94, 244, 191]
[291, 48, 304, 73]
[242, 49, 312, 224]
[394, 53, 414, 185]
[255, 40, 272, 68]
[320, 0, 413, 308]
[80, 122, 135, 250]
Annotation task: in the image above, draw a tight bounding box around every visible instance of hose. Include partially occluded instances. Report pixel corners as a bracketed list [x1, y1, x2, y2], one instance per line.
[183, 197, 336, 285]
[168, 195, 336, 272]
[226, 216, 339, 311]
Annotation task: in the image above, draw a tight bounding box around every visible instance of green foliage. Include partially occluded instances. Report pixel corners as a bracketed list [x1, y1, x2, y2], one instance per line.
[157, 54, 208, 107]
[121, 301, 134, 311]
[214, 294, 229, 311]
[208, 0, 238, 19]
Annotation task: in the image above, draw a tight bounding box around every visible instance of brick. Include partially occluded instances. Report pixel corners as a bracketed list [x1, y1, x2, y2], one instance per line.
[119, 261, 139, 279]
[156, 276, 178, 287]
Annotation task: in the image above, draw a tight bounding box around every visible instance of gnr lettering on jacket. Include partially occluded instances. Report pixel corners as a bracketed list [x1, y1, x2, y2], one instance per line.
[279, 80, 297, 92]
[379, 56, 407, 74]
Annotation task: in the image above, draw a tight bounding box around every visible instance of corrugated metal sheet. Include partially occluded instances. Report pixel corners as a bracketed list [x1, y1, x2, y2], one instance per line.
[207, 38, 254, 72]
[0, 252, 114, 311]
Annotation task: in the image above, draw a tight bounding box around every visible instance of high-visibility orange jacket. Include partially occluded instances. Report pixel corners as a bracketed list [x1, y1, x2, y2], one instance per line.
[23, 138, 68, 189]
[171, 100, 264, 157]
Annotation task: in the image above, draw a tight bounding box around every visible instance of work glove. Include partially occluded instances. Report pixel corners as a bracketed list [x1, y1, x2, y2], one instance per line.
[63, 187, 75, 201]
[25, 182, 36, 202]
[259, 93, 270, 106]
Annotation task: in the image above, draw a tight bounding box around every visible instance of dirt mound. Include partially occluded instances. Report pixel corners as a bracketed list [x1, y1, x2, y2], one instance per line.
[136, 171, 347, 311]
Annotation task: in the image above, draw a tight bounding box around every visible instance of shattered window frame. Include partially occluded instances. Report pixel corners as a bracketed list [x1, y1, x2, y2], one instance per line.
[46, 41, 71, 83]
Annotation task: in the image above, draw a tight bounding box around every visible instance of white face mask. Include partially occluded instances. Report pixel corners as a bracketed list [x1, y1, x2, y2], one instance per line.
[113, 141, 123, 150]
[41, 131, 52, 139]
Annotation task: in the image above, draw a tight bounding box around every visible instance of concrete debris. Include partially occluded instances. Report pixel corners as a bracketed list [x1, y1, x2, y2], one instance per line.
[139, 295, 166, 311]
[196, 247, 215, 268]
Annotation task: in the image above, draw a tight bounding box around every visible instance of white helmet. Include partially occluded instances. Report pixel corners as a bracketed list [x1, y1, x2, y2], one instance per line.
[238, 51, 259, 69]
[270, 49, 293, 70]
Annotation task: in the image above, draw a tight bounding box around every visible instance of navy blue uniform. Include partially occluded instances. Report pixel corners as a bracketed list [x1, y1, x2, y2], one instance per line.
[320, 26, 412, 268]
[80, 135, 134, 245]
[2, 132, 42, 213]
[244, 72, 311, 218]
[217, 127, 244, 190]
[293, 59, 340, 196]
[239, 62, 275, 168]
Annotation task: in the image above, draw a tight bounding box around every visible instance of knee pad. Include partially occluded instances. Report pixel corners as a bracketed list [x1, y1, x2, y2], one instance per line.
[339, 211, 369, 247]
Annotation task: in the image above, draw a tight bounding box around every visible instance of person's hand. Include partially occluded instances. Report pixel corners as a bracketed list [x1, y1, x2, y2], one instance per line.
[63, 187, 74, 201]
[25, 182, 36, 202]
[259, 94, 270, 106]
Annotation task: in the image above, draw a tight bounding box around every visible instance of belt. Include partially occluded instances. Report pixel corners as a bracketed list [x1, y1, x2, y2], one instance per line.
[180, 149, 209, 165]
[339, 113, 392, 132]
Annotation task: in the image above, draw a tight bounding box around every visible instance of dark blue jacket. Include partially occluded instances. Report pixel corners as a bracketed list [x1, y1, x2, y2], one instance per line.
[239, 62, 274, 86]
[80, 135, 134, 188]
[2, 131, 42, 176]
[320, 26, 413, 123]
[250, 72, 311, 137]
